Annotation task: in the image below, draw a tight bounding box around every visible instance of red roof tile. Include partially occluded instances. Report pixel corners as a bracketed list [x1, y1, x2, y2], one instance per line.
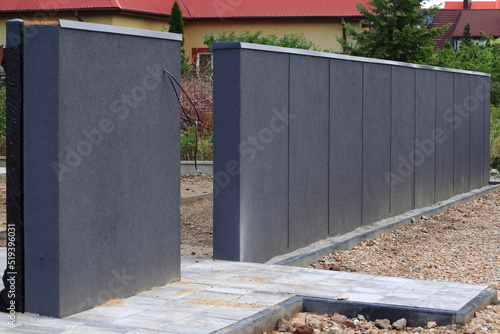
[0, 0, 368, 19]
[452, 9, 500, 37]
[185, 0, 369, 19]
[429, 9, 462, 48]
[0, 0, 186, 18]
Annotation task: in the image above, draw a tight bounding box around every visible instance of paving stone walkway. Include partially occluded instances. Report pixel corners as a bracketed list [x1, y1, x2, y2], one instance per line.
[0, 249, 495, 333]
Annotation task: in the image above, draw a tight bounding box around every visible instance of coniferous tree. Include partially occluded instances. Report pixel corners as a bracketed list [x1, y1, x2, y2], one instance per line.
[338, 0, 450, 63]
[461, 22, 473, 48]
[168, 1, 184, 38]
[168, 1, 192, 73]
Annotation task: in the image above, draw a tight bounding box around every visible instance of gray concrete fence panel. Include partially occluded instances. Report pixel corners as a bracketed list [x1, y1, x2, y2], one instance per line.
[453, 73, 472, 195]
[19, 20, 181, 317]
[289, 55, 329, 249]
[329, 60, 363, 236]
[435, 71, 455, 202]
[415, 69, 437, 208]
[213, 42, 491, 263]
[390, 66, 415, 215]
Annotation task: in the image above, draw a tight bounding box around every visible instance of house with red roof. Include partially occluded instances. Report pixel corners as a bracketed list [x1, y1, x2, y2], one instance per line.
[0, 0, 368, 68]
[430, 0, 500, 49]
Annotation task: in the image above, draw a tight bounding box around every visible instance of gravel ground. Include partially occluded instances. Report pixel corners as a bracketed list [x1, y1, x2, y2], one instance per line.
[266, 190, 500, 334]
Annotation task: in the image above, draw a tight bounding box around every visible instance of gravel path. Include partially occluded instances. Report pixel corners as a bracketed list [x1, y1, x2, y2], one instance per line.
[272, 190, 500, 334]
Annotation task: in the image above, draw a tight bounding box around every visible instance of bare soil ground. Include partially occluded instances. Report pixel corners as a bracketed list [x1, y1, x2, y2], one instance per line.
[181, 196, 213, 258]
[180, 174, 213, 258]
[180, 174, 213, 198]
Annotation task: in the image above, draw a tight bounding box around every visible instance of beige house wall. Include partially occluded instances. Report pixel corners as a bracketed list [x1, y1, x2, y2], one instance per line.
[111, 15, 168, 32]
[183, 19, 358, 59]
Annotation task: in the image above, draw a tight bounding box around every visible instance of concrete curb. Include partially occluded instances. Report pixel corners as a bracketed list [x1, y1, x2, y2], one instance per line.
[268, 181, 500, 267]
[215, 286, 497, 333]
[456, 287, 499, 324]
[181, 161, 213, 175]
[215, 296, 303, 334]
[301, 285, 497, 327]
[181, 192, 213, 204]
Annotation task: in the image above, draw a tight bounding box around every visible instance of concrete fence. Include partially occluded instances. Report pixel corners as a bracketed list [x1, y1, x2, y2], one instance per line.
[3, 20, 181, 317]
[213, 42, 490, 263]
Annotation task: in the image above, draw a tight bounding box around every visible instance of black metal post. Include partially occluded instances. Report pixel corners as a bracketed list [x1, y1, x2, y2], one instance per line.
[0, 19, 24, 314]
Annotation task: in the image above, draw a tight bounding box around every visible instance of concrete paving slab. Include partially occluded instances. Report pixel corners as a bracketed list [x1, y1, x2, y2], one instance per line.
[0, 249, 496, 332]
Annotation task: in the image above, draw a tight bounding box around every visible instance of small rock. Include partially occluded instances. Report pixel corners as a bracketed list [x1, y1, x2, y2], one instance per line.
[294, 324, 314, 334]
[328, 328, 342, 334]
[465, 327, 477, 334]
[308, 314, 324, 322]
[191, 251, 196, 255]
[392, 318, 407, 330]
[357, 314, 366, 321]
[427, 321, 438, 328]
[411, 217, 418, 223]
[306, 317, 323, 330]
[374, 319, 392, 330]
[369, 330, 379, 334]
[277, 318, 292, 332]
[332, 313, 348, 324]
[345, 320, 356, 328]
[421, 215, 429, 220]
[490, 169, 499, 175]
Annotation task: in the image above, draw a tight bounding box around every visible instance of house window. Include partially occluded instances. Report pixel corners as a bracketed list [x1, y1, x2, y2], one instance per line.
[454, 39, 487, 50]
[192, 48, 212, 76]
[196, 52, 212, 75]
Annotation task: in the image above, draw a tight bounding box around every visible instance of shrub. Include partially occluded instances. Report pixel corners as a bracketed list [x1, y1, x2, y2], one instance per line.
[491, 105, 500, 170]
[180, 126, 212, 161]
[426, 38, 500, 106]
[180, 75, 213, 136]
[203, 30, 323, 51]
[179, 75, 213, 161]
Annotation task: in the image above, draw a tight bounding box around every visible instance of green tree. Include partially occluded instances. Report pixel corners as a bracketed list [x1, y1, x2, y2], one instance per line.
[338, 0, 450, 63]
[461, 22, 473, 48]
[167, 1, 193, 74]
[168, 1, 184, 37]
[204, 30, 322, 51]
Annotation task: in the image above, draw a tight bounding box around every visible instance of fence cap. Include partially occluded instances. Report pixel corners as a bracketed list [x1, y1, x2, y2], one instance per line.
[213, 42, 491, 78]
[59, 20, 182, 42]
